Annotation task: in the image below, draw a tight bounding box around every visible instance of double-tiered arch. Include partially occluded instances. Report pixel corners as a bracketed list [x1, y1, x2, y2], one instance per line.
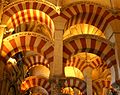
[2, 0, 59, 38]
[61, 2, 115, 32]
[63, 35, 117, 93]
[63, 35, 116, 67]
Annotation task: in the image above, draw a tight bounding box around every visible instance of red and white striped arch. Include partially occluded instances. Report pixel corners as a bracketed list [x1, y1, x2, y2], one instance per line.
[66, 57, 87, 72]
[64, 77, 86, 95]
[21, 76, 50, 93]
[61, 3, 115, 32]
[6, 9, 54, 37]
[14, 21, 52, 39]
[22, 54, 50, 72]
[3, 0, 58, 21]
[93, 80, 111, 94]
[65, 56, 107, 72]
[1, 32, 54, 63]
[63, 35, 116, 68]
[90, 57, 106, 69]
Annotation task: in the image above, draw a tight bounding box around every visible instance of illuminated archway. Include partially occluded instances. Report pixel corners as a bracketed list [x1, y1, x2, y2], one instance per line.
[63, 24, 105, 40]
[65, 66, 84, 80]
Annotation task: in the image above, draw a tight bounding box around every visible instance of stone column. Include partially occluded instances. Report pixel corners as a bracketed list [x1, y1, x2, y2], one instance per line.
[86, 69, 92, 95]
[102, 88, 108, 95]
[0, 25, 5, 49]
[0, 12, 6, 95]
[110, 0, 119, 9]
[0, 1, 5, 66]
[51, 29, 63, 77]
[0, 0, 5, 51]
[50, 29, 63, 95]
[84, 62, 92, 95]
[0, 1, 6, 91]
[114, 33, 120, 79]
[0, 71, 11, 95]
[0, 0, 4, 24]
[0, 0, 5, 45]
[110, 20, 120, 79]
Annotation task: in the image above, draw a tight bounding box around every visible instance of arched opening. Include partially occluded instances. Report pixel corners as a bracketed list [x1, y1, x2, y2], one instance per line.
[27, 65, 50, 79]
[63, 24, 105, 40]
[5, 9, 54, 38]
[62, 87, 83, 95]
[65, 66, 84, 80]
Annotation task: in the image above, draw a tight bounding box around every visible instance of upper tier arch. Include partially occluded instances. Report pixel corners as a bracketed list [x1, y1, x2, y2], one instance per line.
[3, 0, 59, 20]
[6, 9, 55, 38]
[60, 2, 116, 39]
